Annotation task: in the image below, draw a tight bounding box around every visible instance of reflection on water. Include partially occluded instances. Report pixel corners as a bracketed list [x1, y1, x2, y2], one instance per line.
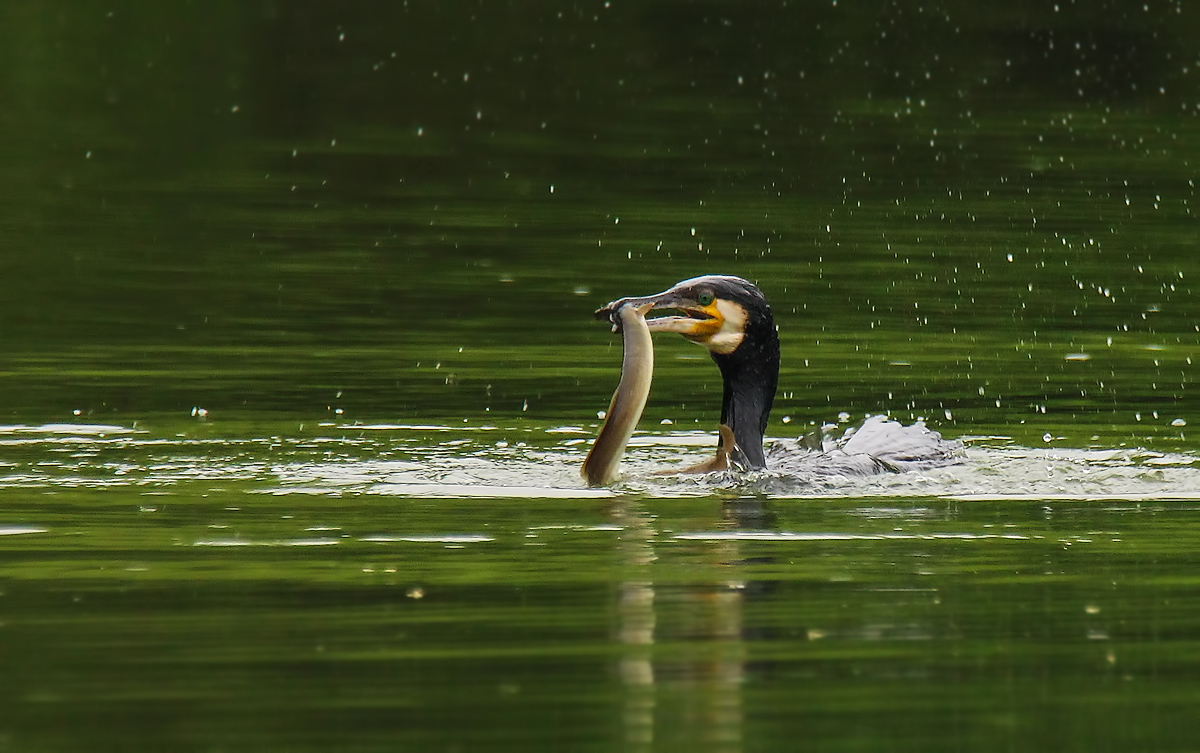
[612, 498, 751, 752]
[3, 424, 1199, 749]
[2, 420, 1200, 750]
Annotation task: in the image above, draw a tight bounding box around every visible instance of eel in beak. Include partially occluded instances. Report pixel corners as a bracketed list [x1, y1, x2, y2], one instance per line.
[581, 301, 654, 486]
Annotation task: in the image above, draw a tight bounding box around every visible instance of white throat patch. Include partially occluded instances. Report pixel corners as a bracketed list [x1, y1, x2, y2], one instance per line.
[706, 299, 747, 354]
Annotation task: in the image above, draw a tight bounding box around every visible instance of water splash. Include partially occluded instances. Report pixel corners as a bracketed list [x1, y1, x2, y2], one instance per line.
[2, 423, 1198, 502]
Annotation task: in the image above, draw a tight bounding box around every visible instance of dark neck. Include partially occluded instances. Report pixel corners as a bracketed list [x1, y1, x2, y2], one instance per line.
[713, 316, 780, 469]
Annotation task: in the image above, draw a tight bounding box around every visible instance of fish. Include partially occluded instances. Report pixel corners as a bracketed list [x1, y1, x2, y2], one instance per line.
[581, 301, 653, 486]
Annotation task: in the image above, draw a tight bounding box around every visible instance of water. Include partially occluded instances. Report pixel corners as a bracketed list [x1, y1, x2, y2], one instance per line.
[4, 2, 1200, 750]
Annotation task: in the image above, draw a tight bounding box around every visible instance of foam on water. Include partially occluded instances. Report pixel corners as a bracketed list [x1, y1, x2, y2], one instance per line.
[1, 424, 1198, 502]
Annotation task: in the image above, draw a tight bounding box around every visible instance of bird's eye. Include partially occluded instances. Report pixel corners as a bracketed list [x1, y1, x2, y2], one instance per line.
[697, 291, 715, 306]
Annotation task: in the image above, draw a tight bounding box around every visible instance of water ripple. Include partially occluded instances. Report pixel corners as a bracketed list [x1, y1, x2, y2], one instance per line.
[673, 531, 1030, 542]
[360, 534, 495, 544]
[0, 525, 49, 536]
[1, 425, 1199, 501]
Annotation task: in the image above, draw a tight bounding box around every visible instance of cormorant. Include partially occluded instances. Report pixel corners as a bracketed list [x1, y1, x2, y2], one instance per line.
[585, 275, 962, 484]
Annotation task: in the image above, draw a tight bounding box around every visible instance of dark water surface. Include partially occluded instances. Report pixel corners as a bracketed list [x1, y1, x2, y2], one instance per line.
[4, 2, 1200, 750]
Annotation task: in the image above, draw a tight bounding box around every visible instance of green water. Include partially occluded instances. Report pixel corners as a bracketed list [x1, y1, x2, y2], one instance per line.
[4, 2, 1200, 750]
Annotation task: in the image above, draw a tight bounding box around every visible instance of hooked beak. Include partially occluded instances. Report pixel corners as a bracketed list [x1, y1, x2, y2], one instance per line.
[594, 289, 724, 342]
